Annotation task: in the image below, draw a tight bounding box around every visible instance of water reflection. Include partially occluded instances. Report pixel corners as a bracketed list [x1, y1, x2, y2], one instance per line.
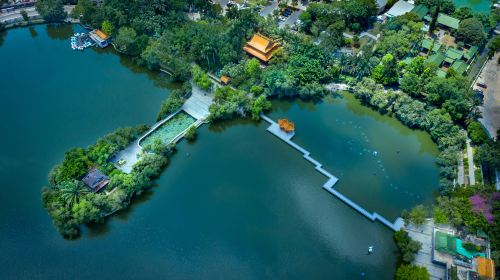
[0, 30, 6, 47]
[114, 188, 157, 222]
[28, 27, 38, 38]
[207, 118, 260, 133]
[46, 23, 73, 40]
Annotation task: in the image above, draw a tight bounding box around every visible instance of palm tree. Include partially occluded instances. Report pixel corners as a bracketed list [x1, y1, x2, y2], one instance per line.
[58, 181, 88, 207]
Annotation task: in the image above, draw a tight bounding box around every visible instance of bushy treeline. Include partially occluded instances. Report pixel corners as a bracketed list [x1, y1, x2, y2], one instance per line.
[42, 125, 172, 238]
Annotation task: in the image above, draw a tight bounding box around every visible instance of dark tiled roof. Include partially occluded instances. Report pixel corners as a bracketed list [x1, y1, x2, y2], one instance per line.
[82, 168, 110, 192]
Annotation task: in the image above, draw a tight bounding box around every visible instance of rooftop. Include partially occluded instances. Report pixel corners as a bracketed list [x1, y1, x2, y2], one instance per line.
[437, 13, 460, 29]
[477, 257, 495, 279]
[464, 46, 479, 60]
[427, 52, 445, 66]
[451, 60, 467, 75]
[243, 34, 281, 62]
[445, 48, 463, 60]
[82, 168, 110, 193]
[421, 38, 442, 52]
[412, 4, 429, 19]
[385, 0, 415, 17]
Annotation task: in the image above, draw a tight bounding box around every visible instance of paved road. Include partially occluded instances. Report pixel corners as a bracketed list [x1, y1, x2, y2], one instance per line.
[0, 5, 74, 24]
[0, 7, 37, 23]
[466, 139, 476, 185]
[260, 1, 278, 17]
[478, 52, 500, 138]
[279, 10, 302, 28]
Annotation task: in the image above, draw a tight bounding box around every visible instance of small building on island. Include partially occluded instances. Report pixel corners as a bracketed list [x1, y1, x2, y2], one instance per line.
[89, 29, 110, 48]
[243, 34, 281, 63]
[82, 168, 110, 193]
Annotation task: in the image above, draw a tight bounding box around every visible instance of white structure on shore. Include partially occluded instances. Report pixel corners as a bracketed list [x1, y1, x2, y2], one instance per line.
[89, 29, 110, 48]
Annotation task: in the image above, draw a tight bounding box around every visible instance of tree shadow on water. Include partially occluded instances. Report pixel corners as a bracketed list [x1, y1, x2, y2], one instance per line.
[0, 30, 7, 48]
[207, 118, 260, 134]
[46, 23, 73, 40]
[28, 26, 38, 38]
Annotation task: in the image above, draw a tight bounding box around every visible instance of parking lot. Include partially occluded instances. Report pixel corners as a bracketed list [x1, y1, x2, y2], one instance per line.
[478, 52, 500, 138]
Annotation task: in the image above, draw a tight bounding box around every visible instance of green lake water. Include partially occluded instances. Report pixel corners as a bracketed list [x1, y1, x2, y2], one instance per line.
[0, 25, 439, 279]
[452, 0, 492, 14]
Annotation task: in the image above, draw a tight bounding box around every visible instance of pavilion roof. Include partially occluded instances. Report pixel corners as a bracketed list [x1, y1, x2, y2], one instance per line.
[412, 4, 429, 19]
[427, 52, 445, 66]
[386, 0, 415, 17]
[437, 13, 460, 29]
[243, 34, 281, 62]
[451, 60, 467, 75]
[445, 48, 463, 61]
[464, 46, 478, 60]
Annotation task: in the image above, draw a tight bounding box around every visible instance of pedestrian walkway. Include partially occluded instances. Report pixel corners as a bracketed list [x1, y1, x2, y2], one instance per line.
[112, 84, 213, 173]
[466, 139, 476, 185]
[261, 114, 403, 231]
[405, 220, 447, 280]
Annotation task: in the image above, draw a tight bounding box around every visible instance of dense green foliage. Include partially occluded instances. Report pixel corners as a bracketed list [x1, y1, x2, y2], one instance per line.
[36, 0, 67, 22]
[191, 65, 212, 91]
[467, 121, 489, 145]
[403, 205, 428, 225]
[184, 125, 197, 141]
[457, 18, 485, 46]
[300, 0, 377, 35]
[395, 264, 430, 280]
[42, 125, 173, 238]
[394, 230, 423, 263]
[156, 82, 191, 121]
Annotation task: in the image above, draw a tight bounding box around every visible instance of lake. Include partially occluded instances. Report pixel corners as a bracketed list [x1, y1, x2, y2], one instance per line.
[0, 24, 439, 279]
[452, 0, 492, 14]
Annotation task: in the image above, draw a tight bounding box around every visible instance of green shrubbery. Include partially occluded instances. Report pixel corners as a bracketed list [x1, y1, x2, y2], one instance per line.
[156, 82, 191, 121]
[42, 125, 172, 238]
[394, 230, 422, 263]
[184, 125, 197, 142]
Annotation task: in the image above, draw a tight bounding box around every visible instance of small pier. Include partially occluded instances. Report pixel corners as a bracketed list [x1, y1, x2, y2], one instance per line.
[261, 114, 404, 231]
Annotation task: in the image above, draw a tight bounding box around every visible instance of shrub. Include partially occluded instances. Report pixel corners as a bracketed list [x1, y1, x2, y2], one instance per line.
[184, 125, 197, 141]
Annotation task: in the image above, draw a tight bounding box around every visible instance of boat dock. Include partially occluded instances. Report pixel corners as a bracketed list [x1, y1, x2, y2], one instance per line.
[260, 114, 404, 232]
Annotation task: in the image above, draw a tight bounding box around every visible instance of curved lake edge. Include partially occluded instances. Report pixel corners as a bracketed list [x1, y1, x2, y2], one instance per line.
[0, 24, 450, 279]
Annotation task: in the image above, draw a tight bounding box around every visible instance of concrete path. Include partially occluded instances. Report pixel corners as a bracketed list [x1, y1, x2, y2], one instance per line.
[466, 139, 476, 185]
[496, 171, 500, 191]
[261, 114, 403, 232]
[343, 32, 379, 41]
[405, 220, 446, 280]
[478, 52, 500, 138]
[324, 83, 351, 92]
[457, 155, 464, 185]
[182, 84, 212, 120]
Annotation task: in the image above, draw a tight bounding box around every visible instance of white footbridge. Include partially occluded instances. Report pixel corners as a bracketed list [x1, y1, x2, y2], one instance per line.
[261, 114, 404, 231]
